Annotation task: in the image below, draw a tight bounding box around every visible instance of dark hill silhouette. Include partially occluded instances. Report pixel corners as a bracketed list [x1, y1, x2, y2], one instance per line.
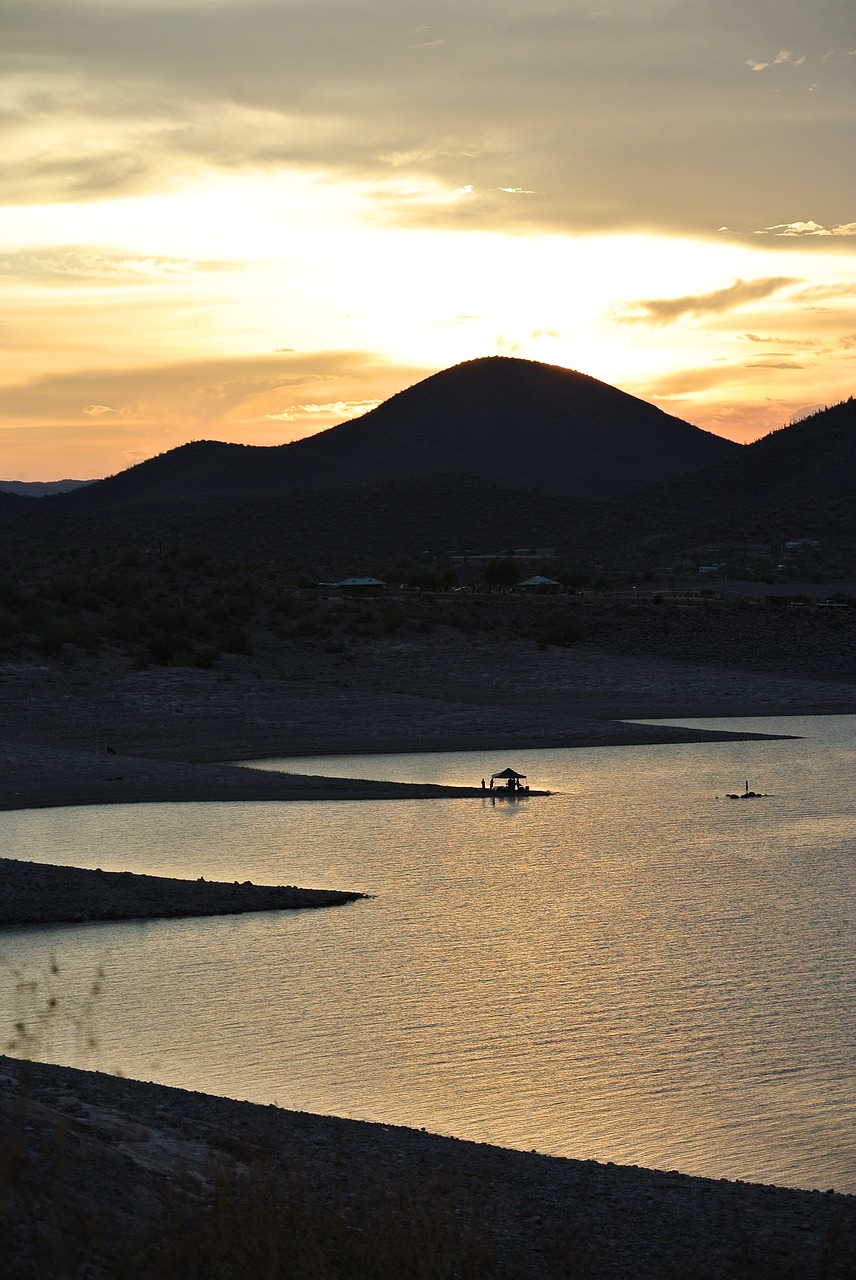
[281, 356, 738, 498]
[41, 356, 738, 519]
[606, 397, 856, 552]
[0, 490, 34, 522]
[5, 471, 590, 566]
[7, 367, 852, 572]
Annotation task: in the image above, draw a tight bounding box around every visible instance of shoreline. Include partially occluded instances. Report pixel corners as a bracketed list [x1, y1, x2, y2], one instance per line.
[0, 857, 366, 929]
[0, 722, 799, 816]
[2, 1054, 853, 1277]
[2, 648, 855, 1274]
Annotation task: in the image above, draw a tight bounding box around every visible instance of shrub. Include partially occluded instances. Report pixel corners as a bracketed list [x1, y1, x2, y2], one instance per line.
[537, 616, 583, 648]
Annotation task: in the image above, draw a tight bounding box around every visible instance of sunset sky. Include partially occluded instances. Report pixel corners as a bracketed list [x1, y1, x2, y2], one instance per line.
[1, 0, 854, 480]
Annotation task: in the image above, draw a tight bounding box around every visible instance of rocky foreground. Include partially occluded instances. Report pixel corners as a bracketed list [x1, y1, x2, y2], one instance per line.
[1, 1055, 854, 1279]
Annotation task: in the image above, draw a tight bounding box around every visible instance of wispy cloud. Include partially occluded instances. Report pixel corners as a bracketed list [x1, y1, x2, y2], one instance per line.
[740, 333, 820, 347]
[620, 277, 798, 325]
[747, 360, 807, 370]
[792, 281, 856, 301]
[754, 221, 856, 237]
[0, 350, 426, 435]
[0, 248, 232, 283]
[264, 399, 381, 421]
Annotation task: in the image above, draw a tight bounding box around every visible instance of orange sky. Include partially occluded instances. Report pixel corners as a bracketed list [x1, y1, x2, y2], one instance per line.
[1, 1, 854, 480]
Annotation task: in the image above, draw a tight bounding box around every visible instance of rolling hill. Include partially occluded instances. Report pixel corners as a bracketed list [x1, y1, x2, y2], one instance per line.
[4, 364, 852, 573]
[602, 397, 856, 557]
[31, 356, 739, 521]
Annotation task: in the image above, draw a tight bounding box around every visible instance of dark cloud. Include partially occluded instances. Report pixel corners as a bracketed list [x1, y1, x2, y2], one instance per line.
[621, 277, 799, 324]
[2, 0, 854, 237]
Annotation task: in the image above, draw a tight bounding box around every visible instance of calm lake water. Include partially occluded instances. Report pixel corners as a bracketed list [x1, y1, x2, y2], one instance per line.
[1, 714, 853, 1193]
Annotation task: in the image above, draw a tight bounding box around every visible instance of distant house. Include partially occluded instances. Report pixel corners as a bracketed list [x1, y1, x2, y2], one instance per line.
[518, 575, 562, 594]
[337, 577, 386, 597]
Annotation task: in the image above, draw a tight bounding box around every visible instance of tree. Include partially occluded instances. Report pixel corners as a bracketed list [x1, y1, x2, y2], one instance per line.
[482, 557, 522, 588]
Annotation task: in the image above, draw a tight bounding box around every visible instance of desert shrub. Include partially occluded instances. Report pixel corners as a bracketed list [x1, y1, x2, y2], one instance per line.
[219, 625, 253, 655]
[537, 615, 583, 648]
[270, 592, 297, 616]
[191, 645, 220, 668]
[95, 571, 144, 606]
[381, 607, 407, 634]
[106, 607, 148, 644]
[37, 616, 99, 657]
[0, 577, 27, 608]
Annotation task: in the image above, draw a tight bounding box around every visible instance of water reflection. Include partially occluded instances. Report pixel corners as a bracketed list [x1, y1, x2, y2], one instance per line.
[0, 716, 853, 1193]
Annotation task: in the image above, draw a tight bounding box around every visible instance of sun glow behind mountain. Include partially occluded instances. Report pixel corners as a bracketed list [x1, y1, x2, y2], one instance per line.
[0, 1, 854, 479]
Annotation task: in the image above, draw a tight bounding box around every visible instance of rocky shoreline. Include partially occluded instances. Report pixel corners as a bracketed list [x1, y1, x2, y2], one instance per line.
[2, 1054, 854, 1278]
[0, 857, 366, 928]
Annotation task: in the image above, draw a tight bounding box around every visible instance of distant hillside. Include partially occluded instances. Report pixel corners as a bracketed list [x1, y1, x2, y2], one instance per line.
[0, 479, 93, 497]
[29, 357, 738, 523]
[606, 398, 856, 556]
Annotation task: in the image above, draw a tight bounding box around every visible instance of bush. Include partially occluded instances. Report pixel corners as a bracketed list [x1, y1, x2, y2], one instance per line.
[537, 616, 583, 648]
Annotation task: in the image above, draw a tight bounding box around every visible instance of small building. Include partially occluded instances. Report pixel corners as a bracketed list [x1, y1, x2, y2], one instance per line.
[337, 577, 386, 597]
[518, 575, 562, 594]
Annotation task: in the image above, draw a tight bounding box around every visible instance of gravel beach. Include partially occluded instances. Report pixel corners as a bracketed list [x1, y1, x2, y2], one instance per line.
[2, 1055, 854, 1279]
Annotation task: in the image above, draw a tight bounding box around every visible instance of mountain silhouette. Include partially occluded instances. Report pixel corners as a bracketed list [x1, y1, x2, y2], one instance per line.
[5, 364, 852, 571]
[278, 356, 737, 498]
[44, 356, 738, 519]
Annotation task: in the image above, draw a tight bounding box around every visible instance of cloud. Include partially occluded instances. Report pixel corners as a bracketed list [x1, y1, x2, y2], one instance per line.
[264, 399, 382, 422]
[792, 281, 856, 300]
[747, 360, 807, 370]
[1, 0, 854, 238]
[0, 247, 232, 283]
[620, 277, 798, 324]
[754, 221, 856, 237]
[0, 349, 430, 443]
[739, 333, 819, 347]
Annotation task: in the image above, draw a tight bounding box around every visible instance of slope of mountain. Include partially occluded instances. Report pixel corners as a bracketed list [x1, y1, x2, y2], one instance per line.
[38, 357, 739, 519]
[610, 398, 856, 552]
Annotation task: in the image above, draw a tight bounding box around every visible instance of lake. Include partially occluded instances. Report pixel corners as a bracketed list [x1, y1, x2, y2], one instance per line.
[1, 714, 853, 1193]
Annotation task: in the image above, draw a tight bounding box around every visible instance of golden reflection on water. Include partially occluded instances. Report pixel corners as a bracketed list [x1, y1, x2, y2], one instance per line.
[0, 716, 854, 1193]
